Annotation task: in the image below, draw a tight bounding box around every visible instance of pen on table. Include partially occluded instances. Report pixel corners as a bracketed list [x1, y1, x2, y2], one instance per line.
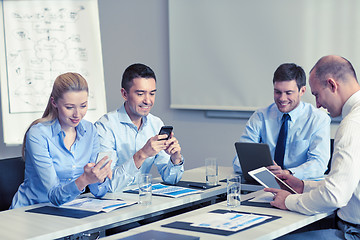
[101, 198, 124, 201]
[187, 184, 207, 189]
[103, 203, 126, 210]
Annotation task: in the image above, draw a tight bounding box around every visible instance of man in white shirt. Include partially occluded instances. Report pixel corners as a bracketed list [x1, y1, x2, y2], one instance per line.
[265, 55, 360, 239]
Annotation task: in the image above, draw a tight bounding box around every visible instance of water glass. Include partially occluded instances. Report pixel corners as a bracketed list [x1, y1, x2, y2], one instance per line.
[138, 174, 152, 206]
[227, 174, 241, 208]
[205, 158, 218, 186]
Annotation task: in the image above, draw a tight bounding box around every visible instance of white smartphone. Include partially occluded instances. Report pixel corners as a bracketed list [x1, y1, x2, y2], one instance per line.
[95, 152, 112, 169]
[248, 166, 298, 194]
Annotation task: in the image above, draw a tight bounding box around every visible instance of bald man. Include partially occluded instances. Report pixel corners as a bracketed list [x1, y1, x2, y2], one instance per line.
[265, 55, 360, 239]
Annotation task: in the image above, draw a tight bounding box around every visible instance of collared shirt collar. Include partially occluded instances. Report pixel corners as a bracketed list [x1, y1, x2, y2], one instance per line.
[118, 104, 148, 129]
[51, 118, 86, 138]
[276, 101, 305, 122]
[342, 90, 360, 119]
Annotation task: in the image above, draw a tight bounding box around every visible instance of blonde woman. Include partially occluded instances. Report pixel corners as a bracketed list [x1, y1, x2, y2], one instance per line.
[11, 73, 112, 209]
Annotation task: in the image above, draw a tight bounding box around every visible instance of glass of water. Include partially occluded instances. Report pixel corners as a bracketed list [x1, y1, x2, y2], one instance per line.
[227, 174, 241, 208]
[138, 173, 152, 206]
[205, 158, 218, 186]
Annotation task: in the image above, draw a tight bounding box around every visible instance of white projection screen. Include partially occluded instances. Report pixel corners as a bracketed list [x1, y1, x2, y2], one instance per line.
[169, 0, 360, 111]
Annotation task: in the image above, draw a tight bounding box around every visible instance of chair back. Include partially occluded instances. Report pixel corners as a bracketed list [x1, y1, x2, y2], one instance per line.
[0, 157, 25, 211]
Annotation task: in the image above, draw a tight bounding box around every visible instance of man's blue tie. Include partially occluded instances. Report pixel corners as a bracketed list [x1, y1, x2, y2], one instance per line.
[274, 114, 290, 168]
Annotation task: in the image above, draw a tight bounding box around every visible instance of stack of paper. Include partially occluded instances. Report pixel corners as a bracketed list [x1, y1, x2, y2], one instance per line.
[188, 212, 271, 232]
[61, 198, 136, 213]
[129, 183, 202, 198]
[152, 183, 202, 198]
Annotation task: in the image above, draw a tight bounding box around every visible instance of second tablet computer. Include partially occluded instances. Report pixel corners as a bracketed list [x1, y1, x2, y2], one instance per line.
[248, 167, 298, 194]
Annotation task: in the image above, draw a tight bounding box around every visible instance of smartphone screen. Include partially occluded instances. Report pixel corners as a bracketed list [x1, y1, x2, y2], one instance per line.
[158, 126, 173, 140]
[96, 152, 112, 169]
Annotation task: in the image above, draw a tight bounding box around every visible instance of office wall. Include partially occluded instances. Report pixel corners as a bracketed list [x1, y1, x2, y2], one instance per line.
[97, 0, 340, 177]
[168, 0, 360, 112]
[97, 0, 247, 175]
[0, 1, 338, 179]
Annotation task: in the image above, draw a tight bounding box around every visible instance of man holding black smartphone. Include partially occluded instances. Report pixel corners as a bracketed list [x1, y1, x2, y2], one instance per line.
[95, 63, 184, 192]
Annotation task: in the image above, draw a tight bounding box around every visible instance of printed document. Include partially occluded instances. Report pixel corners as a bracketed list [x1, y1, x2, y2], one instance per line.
[187, 212, 271, 232]
[61, 198, 136, 213]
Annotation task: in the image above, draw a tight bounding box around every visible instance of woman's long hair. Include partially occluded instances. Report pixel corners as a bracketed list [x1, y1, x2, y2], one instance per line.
[22, 72, 88, 159]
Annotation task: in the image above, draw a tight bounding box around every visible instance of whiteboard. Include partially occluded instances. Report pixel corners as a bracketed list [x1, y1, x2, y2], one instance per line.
[169, 0, 360, 111]
[0, 0, 107, 145]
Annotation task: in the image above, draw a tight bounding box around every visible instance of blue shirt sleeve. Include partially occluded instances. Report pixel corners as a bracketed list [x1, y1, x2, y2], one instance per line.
[288, 112, 331, 179]
[154, 150, 184, 184]
[95, 118, 136, 192]
[233, 111, 263, 173]
[88, 126, 111, 198]
[25, 126, 81, 206]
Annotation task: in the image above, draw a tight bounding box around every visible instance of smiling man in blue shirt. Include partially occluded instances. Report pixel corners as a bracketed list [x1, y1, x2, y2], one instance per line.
[233, 63, 331, 180]
[95, 63, 184, 192]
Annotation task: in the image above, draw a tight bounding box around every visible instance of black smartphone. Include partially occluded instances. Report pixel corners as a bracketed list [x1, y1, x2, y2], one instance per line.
[158, 126, 173, 140]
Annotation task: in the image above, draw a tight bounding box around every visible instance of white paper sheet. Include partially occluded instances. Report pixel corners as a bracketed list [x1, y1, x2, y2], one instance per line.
[131, 183, 202, 198]
[248, 191, 274, 203]
[189, 212, 271, 232]
[61, 197, 136, 213]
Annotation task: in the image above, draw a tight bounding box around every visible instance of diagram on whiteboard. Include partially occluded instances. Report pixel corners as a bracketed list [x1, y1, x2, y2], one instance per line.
[3, 1, 101, 113]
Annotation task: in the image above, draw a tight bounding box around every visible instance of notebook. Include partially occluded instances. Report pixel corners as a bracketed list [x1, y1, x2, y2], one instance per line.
[234, 142, 274, 183]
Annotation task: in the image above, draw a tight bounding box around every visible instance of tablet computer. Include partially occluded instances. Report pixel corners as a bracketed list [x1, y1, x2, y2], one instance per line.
[248, 167, 297, 194]
[234, 142, 274, 183]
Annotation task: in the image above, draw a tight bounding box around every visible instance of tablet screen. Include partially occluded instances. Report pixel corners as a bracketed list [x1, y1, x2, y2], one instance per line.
[252, 170, 281, 189]
[249, 167, 297, 194]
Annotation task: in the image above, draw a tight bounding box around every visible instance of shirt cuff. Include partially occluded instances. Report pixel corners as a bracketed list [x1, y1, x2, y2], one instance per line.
[303, 180, 321, 192]
[171, 156, 184, 166]
[284, 193, 299, 211]
[289, 168, 304, 179]
[129, 158, 141, 172]
[67, 180, 82, 196]
[124, 159, 141, 184]
[91, 177, 110, 197]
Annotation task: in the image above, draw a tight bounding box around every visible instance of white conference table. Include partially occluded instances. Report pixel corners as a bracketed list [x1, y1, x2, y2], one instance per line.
[0, 166, 261, 240]
[102, 190, 333, 240]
